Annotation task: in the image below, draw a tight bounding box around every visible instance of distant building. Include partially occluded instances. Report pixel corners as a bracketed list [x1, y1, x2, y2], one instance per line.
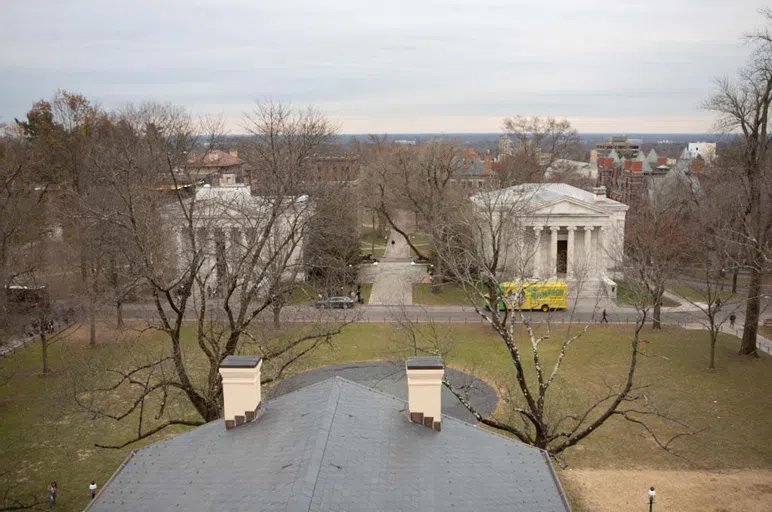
[169, 185, 310, 292]
[498, 135, 514, 157]
[590, 136, 642, 163]
[596, 145, 704, 205]
[471, 183, 628, 298]
[687, 142, 717, 162]
[544, 159, 598, 182]
[184, 150, 247, 187]
[451, 149, 498, 193]
[311, 155, 360, 183]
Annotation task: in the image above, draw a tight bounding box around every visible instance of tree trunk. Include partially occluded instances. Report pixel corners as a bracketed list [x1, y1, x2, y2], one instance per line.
[115, 300, 124, 329]
[732, 270, 738, 294]
[652, 287, 663, 330]
[432, 258, 442, 294]
[739, 265, 761, 356]
[40, 330, 49, 375]
[89, 267, 98, 346]
[273, 306, 281, 328]
[709, 327, 718, 370]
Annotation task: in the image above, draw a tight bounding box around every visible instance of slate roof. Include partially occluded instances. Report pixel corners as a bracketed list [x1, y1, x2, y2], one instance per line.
[88, 377, 570, 512]
[186, 150, 244, 169]
[471, 182, 626, 212]
[452, 156, 491, 177]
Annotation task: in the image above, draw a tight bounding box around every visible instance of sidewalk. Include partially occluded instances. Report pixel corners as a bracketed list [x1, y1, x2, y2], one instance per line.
[0, 334, 37, 358]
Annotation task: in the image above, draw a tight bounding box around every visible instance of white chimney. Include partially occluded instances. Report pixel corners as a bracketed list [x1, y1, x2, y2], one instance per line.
[219, 355, 262, 429]
[406, 356, 444, 432]
[593, 186, 607, 201]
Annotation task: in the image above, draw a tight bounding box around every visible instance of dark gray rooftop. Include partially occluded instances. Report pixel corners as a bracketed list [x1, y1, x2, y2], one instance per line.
[89, 377, 570, 512]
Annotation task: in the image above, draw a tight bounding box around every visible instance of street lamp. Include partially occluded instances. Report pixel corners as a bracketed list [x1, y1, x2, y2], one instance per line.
[648, 487, 656, 512]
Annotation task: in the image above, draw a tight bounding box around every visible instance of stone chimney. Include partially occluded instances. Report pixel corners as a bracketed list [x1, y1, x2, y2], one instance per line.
[593, 186, 607, 201]
[484, 150, 493, 172]
[406, 356, 444, 432]
[219, 355, 262, 429]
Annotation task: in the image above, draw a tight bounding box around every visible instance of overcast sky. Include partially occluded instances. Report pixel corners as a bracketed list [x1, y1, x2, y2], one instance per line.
[0, 0, 767, 134]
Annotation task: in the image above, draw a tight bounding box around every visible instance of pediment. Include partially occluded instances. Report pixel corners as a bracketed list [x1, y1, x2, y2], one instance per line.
[530, 197, 610, 217]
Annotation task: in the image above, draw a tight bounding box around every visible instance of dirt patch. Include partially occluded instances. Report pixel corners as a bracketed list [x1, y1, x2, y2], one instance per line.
[562, 469, 772, 512]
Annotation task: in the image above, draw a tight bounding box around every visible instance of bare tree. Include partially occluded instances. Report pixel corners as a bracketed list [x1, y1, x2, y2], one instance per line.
[0, 470, 47, 511]
[71, 101, 353, 447]
[498, 116, 580, 186]
[0, 125, 48, 341]
[705, 9, 772, 355]
[371, 139, 466, 289]
[624, 179, 694, 329]
[399, 184, 688, 457]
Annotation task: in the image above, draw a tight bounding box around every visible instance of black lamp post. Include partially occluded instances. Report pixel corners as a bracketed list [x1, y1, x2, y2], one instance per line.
[648, 486, 656, 512]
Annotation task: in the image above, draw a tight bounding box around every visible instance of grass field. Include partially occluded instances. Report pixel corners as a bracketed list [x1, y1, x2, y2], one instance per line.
[360, 226, 387, 257]
[1, 322, 770, 510]
[616, 280, 680, 308]
[667, 283, 736, 304]
[408, 232, 434, 259]
[412, 283, 472, 306]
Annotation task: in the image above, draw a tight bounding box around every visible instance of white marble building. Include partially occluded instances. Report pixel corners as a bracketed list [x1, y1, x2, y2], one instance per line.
[170, 184, 310, 293]
[471, 183, 628, 298]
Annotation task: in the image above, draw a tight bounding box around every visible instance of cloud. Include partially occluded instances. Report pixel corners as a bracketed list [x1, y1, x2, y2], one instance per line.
[0, 0, 767, 132]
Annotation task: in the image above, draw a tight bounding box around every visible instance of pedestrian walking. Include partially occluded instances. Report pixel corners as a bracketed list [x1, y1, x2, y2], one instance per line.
[48, 481, 57, 507]
[715, 297, 722, 310]
[730, 313, 736, 328]
[601, 309, 609, 324]
[391, 240, 395, 245]
[89, 481, 97, 499]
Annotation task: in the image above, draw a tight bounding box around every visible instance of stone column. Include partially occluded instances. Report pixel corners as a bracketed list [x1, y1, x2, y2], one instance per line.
[549, 226, 559, 279]
[566, 226, 576, 279]
[583, 226, 594, 277]
[598, 226, 607, 278]
[533, 227, 543, 278]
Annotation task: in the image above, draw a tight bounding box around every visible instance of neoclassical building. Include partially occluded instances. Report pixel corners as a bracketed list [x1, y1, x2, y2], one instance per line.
[471, 183, 628, 298]
[169, 184, 310, 294]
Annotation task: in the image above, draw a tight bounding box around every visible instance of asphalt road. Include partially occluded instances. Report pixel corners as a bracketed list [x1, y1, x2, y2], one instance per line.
[115, 299, 753, 326]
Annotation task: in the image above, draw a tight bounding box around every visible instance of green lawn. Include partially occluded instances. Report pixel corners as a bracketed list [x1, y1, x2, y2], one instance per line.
[360, 244, 386, 258]
[1, 323, 771, 510]
[759, 325, 772, 340]
[616, 280, 680, 308]
[412, 283, 474, 306]
[360, 226, 387, 258]
[408, 232, 434, 258]
[667, 283, 736, 304]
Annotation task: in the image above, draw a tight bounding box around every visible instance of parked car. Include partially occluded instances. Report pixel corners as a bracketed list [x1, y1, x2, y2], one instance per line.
[412, 257, 431, 265]
[315, 296, 355, 309]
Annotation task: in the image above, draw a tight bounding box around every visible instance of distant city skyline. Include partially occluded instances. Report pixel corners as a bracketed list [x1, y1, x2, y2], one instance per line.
[1, 0, 768, 134]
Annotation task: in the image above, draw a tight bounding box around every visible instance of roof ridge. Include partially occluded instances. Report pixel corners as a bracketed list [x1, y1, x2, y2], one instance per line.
[285, 379, 343, 511]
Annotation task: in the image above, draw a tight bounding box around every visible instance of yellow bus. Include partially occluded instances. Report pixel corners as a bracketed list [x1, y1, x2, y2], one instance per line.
[483, 281, 568, 312]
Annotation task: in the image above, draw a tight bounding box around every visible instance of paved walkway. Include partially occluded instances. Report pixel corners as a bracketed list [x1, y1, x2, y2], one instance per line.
[267, 361, 498, 424]
[365, 213, 426, 305]
[366, 262, 426, 305]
